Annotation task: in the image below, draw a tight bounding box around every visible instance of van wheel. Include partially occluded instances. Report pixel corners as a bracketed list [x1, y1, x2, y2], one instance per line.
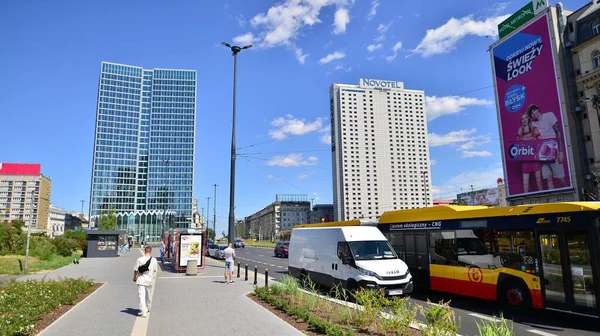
[499, 280, 530, 312]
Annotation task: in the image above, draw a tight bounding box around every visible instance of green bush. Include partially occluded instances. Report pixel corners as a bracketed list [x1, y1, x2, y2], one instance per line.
[0, 221, 25, 255]
[27, 237, 57, 261]
[52, 237, 79, 257]
[476, 314, 513, 336]
[63, 229, 87, 251]
[419, 300, 461, 336]
[0, 278, 95, 335]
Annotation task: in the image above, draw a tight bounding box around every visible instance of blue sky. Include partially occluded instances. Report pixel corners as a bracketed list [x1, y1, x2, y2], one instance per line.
[0, 0, 589, 234]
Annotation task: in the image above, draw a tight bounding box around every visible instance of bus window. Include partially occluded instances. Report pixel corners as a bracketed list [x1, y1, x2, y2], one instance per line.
[455, 229, 537, 273]
[430, 231, 456, 265]
[387, 232, 405, 260]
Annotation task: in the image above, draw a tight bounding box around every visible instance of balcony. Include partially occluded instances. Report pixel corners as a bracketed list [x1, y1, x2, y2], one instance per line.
[590, 161, 600, 178]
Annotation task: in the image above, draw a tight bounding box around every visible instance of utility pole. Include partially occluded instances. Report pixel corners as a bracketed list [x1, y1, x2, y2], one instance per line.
[221, 41, 251, 245]
[201, 207, 204, 228]
[80, 200, 84, 217]
[24, 190, 38, 274]
[213, 184, 218, 240]
[206, 197, 211, 239]
[470, 185, 475, 205]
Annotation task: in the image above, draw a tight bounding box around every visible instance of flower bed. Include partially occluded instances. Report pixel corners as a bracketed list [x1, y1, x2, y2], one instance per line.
[0, 278, 99, 335]
[250, 276, 462, 336]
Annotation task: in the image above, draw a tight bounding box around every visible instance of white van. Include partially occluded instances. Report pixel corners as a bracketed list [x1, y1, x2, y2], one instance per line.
[288, 226, 413, 296]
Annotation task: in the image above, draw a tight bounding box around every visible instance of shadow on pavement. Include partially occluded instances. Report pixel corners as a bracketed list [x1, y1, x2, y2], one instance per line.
[120, 308, 140, 316]
[212, 280, 227, 284]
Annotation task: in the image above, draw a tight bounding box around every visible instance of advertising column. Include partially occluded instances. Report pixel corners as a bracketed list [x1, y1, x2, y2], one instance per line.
[491, 12, 572, 198]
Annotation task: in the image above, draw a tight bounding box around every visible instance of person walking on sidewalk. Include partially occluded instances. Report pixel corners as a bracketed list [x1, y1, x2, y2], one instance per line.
[133, 245, 158, 318]
[223, 243, 236, 284]
[159, 241, 166, 263]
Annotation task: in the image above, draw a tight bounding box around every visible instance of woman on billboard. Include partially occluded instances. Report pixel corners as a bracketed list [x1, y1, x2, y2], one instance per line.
[526, 104, 566, 190]
[517, 111, 543, 193]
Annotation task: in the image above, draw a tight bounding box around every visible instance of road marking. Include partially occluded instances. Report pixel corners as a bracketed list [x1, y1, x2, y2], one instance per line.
[468, 313, 498, 322]
[258, 254, 265, 257]
[269, 264, 276, 267]
[527, 330, 558, 336]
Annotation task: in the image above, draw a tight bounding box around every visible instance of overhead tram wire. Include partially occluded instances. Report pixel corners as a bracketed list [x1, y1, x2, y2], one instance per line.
[237, 154, 308, 194]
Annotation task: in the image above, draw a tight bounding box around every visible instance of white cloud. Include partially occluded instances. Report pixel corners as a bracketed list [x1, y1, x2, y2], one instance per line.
[462, 150, 493, 158]
[269, 115, 325, 140]
[428, 128, 491, 157]
[330, 64, 351, 73]
[294, 46, 309, 64]
[232, 32, 255, 46]
[432, 163, 503, 199]
[267, 153, 319, 167]
[319, 51, 346, 64]
[413, 14, 509, 57]
[367, 43, 383, 52]
[246, 0, 353, 62]
[297, 173, 309, 180]
[385, 41, 403, 62]
[377, 22, 392, 34]
[493, 2, 510, 15]
[318, 124, 332, 144]
[367, 0, 379, 20]
[333, 8, 350, 34]
[430, 159, 437, 166]
[425, 95, 492, 121]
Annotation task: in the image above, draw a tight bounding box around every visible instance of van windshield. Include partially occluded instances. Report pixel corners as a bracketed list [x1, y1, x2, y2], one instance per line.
[349, 241, 397, 260]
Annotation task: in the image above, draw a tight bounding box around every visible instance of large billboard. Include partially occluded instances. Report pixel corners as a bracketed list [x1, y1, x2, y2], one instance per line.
[457, 187, 500, 206]
[491, 12, 572, 198]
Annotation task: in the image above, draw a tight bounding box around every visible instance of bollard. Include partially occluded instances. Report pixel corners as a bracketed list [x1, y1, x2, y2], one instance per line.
[237, 262, 240, 278]
[253, 266, 258, 285]
[245, 264, 248, 281]
[265, 269, 269, 287]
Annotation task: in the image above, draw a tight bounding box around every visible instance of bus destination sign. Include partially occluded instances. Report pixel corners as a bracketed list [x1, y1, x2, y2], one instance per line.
[390, 221, 442, 230]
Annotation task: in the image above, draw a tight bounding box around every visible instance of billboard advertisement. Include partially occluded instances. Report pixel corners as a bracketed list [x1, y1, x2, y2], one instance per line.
[178, 234, 203, 267]
[491, 12, 571, 198]
[457, 187, 500, 206]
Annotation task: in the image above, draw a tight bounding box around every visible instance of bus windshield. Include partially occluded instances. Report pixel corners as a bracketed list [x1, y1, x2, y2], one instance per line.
[349, 241, 397, 260]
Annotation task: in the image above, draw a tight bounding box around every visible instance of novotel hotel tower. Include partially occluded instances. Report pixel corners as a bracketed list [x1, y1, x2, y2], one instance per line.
[89, 62, 196, 230]
[330, 79, 432, 221]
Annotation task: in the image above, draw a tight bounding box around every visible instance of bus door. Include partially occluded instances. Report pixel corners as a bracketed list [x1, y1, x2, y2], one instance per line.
[404, 231, 430, 288]
[537, 229, 598, 316]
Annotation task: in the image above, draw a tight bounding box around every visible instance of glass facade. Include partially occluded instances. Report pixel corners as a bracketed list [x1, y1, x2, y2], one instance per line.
[90, 62, 196, 231]
[116, 210, 174, 243]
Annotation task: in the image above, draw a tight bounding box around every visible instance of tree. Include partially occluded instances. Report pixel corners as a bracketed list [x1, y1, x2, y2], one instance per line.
[206, 228, 215, 240]
[454, 199, 468, 206]
[99, 209, 117, 231]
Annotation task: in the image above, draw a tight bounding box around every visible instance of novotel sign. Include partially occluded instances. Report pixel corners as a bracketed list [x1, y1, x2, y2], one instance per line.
[359, 78, 403, 89]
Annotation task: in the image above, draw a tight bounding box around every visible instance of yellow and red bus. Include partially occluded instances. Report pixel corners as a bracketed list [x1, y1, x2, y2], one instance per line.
[298, 202, 599, 317]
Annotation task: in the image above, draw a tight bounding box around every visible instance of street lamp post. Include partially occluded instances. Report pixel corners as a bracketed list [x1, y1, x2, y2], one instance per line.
[206, 197, 211, 239]
[221, 41, 252, 245]
[24, 191, 43, 274]
[213, 184, 218, 240]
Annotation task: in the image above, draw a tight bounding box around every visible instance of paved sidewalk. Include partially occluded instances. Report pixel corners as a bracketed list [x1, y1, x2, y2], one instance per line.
[18, 249, 300, 336]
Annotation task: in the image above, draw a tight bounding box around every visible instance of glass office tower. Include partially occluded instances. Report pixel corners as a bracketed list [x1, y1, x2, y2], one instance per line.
[90, 62, 196, 235]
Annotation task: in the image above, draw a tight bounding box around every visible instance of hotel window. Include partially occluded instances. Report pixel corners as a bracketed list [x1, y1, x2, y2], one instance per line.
[594, 19, 600, 35]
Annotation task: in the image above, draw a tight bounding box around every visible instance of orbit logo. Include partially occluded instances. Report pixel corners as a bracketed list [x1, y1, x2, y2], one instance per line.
[509, 143, 534, 159]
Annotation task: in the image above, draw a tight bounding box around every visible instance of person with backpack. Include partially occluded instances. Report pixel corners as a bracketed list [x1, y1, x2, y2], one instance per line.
[133, 245, 157, 318]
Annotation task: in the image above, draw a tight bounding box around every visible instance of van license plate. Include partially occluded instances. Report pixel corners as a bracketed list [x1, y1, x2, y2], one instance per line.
[388, 289, 403, 295]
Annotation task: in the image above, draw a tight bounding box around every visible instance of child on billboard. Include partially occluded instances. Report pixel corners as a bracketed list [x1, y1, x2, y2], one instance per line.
[526, 104, 566, 190]
[517, 111, 543, 193]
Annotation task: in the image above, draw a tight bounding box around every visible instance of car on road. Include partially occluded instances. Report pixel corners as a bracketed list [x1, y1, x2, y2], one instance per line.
[212, 245, 227, 259]
[274, 241, 289, 258]
[234, 239, 245, 248]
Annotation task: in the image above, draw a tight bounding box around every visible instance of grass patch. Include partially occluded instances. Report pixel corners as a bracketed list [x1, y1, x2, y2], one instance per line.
[0, 253, 80, 275]
[243, 241, 277, 248]
[0, 278, 96, 335]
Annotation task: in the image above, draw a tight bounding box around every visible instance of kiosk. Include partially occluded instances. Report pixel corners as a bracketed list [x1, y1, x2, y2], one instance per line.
[86, 230, 127, 258]
[165, 228, 206, 273]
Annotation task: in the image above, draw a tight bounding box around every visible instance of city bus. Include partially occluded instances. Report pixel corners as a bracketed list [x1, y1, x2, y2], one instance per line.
[297, 202, 599, 317]
[377, 202, 599, 317]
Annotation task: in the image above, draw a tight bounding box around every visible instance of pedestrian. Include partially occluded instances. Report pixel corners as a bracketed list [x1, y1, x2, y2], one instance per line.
[223, 243, 236, 284]
[133, 245, 158, 318]
[160, 241, 166, 263]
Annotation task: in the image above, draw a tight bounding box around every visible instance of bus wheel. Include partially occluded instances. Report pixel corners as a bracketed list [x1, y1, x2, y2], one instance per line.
[500, 281, 530, 312]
